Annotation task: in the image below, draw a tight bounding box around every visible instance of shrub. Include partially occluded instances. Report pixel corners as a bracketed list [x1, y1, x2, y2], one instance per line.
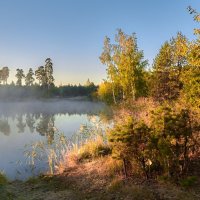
[108, 104, 199, 179]
[150, 105, 198, 177]
[108, 116, 152, 178]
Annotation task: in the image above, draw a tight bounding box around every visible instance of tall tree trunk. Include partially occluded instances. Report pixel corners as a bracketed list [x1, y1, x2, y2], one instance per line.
[111, 81, 117, 104]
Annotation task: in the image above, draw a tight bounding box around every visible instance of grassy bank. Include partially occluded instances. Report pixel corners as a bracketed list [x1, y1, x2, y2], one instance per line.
[1, 155, 200, 200]
[2, 133, 200, 200]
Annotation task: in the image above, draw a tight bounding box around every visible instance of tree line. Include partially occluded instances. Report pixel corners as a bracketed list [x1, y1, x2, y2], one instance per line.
[0, 58, 97, 99]
[0, 58, 54, 87]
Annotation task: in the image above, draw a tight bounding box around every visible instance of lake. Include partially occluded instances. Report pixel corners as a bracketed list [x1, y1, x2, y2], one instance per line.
[0, 99, 108, 180]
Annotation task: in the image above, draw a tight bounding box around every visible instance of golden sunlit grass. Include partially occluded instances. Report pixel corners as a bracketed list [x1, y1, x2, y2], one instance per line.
[59, 136, 121, 176]
[56, 134, 122, 177]
[77, 136, 111, 160]
[21, 130, 200, 200]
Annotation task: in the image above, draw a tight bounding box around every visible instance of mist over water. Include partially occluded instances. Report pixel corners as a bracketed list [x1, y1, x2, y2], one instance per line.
[0, 99, 105, 116]
[0, 100, 108, 180]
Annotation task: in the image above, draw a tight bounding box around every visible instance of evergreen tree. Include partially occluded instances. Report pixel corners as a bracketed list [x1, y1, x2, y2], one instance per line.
[25, 68, 35, 86]
[35, 66, 46, 87]
[150, 105, 197, 176]
[180, 7, 200, 108]
[151, 33, 188, 101]
[15, 68, 25, 86]
[1, 67, 9, 85]
[45, 58, 54, 89]
[181, 41, 200, 108]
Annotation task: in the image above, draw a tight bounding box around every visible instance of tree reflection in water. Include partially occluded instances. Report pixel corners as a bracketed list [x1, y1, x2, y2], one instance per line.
[0, 113, 56, 144]
[26, 113, 35, 133]
[0, 118, 10, 136]
[0, 101, 110, 145]
[36, 114, 55, 144]
[16, 115, 26, 133]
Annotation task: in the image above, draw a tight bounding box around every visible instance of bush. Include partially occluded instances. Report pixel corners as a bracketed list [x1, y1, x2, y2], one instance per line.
[108, 116, 152, 178]
[97, 81, 114, 104]
[108, 104, 199, 179]
[150, 105, 198, 177]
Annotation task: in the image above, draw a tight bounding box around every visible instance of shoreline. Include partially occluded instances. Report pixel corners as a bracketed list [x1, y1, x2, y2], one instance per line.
[1, 156, 200, 200]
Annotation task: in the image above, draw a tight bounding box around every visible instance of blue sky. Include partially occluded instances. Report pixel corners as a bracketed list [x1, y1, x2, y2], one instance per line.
[0, 0, 199, 85]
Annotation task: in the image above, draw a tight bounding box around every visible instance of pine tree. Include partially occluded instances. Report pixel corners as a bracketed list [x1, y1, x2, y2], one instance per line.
[181, 42, 200, 108]
[25, 68, 35, 86]
[35, 66, 46, 87]
[1, 67, 9, 85]
[151, 33, 188, 101]
[15, 68, 25, 86]
[45, 58, 54, 89]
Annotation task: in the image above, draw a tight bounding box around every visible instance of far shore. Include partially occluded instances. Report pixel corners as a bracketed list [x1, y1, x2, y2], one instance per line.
[0, 96, 95, 103]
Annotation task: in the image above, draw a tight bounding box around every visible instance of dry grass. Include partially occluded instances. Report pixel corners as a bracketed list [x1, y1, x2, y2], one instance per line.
[66, 136, 111, 164]
[4, 154, 199, 200]
[58, 155, 200, 199]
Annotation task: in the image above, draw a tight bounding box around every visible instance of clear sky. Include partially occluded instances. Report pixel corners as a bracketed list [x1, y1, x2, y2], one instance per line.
[0, 0, 199, 85]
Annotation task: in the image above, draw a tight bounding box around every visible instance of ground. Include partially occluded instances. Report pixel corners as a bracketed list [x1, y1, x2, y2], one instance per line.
[1, 157, 200, 200]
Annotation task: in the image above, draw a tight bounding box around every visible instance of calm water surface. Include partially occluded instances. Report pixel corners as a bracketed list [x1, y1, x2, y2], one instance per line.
[0, 100, 108, 180]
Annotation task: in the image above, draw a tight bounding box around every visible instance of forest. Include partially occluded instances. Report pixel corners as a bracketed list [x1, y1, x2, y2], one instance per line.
[0, 58, 97, 100]
[95, 7, 200, 181]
